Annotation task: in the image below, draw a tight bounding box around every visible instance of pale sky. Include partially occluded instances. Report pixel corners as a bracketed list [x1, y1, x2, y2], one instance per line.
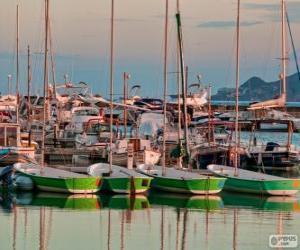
[0, 0, 299, 98]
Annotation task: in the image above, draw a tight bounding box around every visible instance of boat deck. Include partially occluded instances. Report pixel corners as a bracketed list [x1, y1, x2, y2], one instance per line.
[15, 163, 89, 178]
[208, 165, 291, 181]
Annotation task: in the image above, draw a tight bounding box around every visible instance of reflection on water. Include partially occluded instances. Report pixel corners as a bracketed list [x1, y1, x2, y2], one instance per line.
[1, 190, 300, 250]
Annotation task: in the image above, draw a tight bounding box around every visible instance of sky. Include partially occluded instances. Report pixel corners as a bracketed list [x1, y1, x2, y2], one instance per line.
[0, 0, 299, 98]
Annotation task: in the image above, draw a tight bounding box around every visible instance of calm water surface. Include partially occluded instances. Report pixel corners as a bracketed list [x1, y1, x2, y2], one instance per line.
[1, 131, 300, 250]
[0, 191, 299, 250]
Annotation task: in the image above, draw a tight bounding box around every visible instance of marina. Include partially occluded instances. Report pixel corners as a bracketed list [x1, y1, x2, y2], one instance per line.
[1, 0, 300, 249]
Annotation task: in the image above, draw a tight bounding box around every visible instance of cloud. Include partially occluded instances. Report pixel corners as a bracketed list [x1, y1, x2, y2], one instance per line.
[243, 2, 300, 23]
[151, 14, 196, 20]
[197, 20, 263, 29]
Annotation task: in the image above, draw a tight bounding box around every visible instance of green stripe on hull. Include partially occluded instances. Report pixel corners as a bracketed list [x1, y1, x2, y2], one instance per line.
[21, 173, 102, 194]
[102, 177, 152, 194]
[224, 177, 300, 195]
[151, 177, 226, 194]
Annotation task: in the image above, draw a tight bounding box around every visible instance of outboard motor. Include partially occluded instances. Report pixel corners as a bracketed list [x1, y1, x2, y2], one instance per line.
[14, 175, 34, 191]
[0, 165, 14, 188]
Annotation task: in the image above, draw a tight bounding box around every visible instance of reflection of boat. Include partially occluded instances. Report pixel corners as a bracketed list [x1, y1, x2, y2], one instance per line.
[101, 194, 149, 210]
[0, 191, 14, 212]
[149, 191, 224, 210]
[2, 191, 150, 210]
[222, 191, 300, 212]
[16, 192, 102, 210]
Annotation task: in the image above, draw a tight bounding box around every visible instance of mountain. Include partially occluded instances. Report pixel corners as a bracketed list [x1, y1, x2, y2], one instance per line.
[212, 73, 300, 101]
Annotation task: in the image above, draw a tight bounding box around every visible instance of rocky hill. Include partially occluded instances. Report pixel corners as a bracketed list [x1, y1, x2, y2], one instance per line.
[212, 73, 300, 101]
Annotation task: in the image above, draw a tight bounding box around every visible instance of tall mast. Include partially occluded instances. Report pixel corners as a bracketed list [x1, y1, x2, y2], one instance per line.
[123, 72, 130, 139]
[281, 0, 287, 98]
[49, 19, 57, 99]
[109, 0, 115, 172]
[175, 11, 190, 168]
[7, 74, 12, 96]
[176, 0, 182, 168]
[234, 0, 241, 174]
[16, 5, 20, 123]
[41, 0, 50, 165]
[208, 84, 212, 145]
[27, 45, 32, 121]
[162, 0, 169, 175]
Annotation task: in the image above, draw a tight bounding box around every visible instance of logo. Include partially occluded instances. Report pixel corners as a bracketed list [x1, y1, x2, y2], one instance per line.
[269, 235, 298, 248]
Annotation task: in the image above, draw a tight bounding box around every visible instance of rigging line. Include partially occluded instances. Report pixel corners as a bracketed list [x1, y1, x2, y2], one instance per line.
[49, 18, 57, 86]
[285, 6, 300, 83]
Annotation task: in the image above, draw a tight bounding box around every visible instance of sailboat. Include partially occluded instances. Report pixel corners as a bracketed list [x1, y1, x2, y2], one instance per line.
[14, 0, 102, 194]
[87, 0, 152, 194]
[137, 1, 226, 195]
[208, 0, 300, 196]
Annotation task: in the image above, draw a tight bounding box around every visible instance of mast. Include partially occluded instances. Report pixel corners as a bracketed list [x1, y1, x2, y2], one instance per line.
[248, 1, 287, 110]
[281, 0, 287, 99]
[27, 45, 32, 121]
[208, 85, 212, 145]
[162, 0, 169, 175]
[49, 19, 57, 99]
[175, 11, 190, 168]
[185, 66, 188, 98]
[7, 74, 12, 96]
[234, 0, 241, 175]
[109, 0, 115, 172]
[176, 0, 182, 168]
[16, 5, 20, 123]
[123, 72, 130, 139]
[41, 0, 50, 166]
